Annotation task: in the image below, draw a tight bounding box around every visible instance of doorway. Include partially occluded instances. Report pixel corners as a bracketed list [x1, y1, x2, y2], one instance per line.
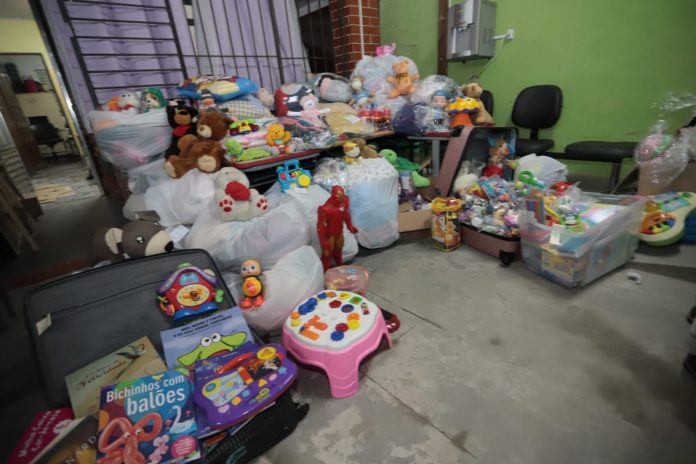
[0, 53, 99, 206]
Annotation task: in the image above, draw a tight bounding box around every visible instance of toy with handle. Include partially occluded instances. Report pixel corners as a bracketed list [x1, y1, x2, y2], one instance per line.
[640, 192, 696, 246]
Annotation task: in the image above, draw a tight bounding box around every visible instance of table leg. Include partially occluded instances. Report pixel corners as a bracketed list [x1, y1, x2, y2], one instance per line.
[432, 139, 441, 176]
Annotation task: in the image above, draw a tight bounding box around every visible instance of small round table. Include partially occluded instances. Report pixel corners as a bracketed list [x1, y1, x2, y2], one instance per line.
[281, 290, 392, 398]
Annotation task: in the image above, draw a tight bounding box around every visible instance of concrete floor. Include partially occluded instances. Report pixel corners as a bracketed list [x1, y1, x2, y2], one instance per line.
[2, 196, 696, 463]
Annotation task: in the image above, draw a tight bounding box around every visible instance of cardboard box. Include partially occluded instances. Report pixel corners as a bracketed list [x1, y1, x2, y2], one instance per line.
[638, 161, 696, 195]
[398, 203, 432, 232]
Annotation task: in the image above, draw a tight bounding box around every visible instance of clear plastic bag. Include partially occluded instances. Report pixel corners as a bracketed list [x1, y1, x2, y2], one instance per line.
[350, 55, 419, 96]
[410, 75, 459, 105]
[313, 157, 349, 191]
[634, 120, 689, 185]
[513, 154, 568, 187]
[89, 109, 170, 169]
[223, 246, 324, 333]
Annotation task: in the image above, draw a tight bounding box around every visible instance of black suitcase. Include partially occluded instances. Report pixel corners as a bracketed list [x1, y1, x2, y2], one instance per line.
[24, 249, 307, 462]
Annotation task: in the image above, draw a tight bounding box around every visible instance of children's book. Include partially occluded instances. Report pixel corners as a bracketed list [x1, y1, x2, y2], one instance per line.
[9, 408, 75, 464]
[29, 416, 98, 464]
[65, 336, 167, 418]
[160, 307, 252, 371]
[97, 370, 200, 464]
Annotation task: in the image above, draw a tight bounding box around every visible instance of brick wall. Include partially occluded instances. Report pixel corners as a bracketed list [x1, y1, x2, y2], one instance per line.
[329, 0, 380, 76]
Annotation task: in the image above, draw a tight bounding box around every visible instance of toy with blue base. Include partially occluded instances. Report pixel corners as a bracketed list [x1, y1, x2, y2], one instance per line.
[193, 343, 297, 429]
[276, 160, 313, 192]
[158, 263, 224, 320]
[640, 192, 696, 246]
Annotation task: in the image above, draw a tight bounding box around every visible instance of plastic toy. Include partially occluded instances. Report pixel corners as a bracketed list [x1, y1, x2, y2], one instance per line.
[379, 149, 430, 188]
[317, 186, 359, 271]
[275, 159, 312, 192]
[143, 87, 165, 111]
[89, 213, 173, 264]
[165, 100, 199, 158]
[448, 96, 481, 128]
[229, 119, 259, 136]
[462, 83, 494, 125]
[194, 343, 298, 429]
[282, 291, 392, 397]
[165, 111, 232, 178]
[266, 124, 292, 154]
[640, 192, 696, 246]
[350, 90, 372, 109]
[240, 259, 264, 310]
[158, 264, 224, 320]
[215, 167, 268, 221]
[483, 136, 516, 178]
[386, 60, 418, 99]
[432, 197, 463, 251]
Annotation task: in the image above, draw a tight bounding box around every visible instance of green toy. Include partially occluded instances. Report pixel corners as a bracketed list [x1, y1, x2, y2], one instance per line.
[379, 149, 431, 187]
[176, 331, 248, 368]
[238, 147, 273, 162]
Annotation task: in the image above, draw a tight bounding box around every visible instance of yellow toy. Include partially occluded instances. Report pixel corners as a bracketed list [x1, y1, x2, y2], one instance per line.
[240, 259, 264, 310]
[266, 124, 292, 154]
[386, 60, 419, 99]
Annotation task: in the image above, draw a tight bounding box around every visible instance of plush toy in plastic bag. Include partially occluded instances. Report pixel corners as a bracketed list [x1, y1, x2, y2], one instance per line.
[350, 55, 419, 97]
[224, 246, 323, 333]
[392, 103, 429, 136]
[410, 75, 459, 105]
[634, 120, 690, 185]
[310, 73, 352, 103]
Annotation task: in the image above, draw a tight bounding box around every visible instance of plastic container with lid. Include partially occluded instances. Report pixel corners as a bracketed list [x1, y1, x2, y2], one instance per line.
[324, 265, 370, 295]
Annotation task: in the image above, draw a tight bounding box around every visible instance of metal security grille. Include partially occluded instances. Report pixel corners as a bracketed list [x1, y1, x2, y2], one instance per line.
[56, 0, 341, 109]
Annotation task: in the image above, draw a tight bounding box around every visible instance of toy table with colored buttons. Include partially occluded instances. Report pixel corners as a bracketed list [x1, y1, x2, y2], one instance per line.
[282, 290, 392, 398]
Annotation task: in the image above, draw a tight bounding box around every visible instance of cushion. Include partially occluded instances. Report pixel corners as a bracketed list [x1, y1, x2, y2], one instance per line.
[217, 94, 272, 119]
[177, 75, 258, 102]
[563, 141, 637, 162]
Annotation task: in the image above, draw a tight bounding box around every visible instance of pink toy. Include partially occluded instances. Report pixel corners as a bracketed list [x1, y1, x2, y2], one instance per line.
[282, 291, 391, 398]
[376, 43, 396, 56]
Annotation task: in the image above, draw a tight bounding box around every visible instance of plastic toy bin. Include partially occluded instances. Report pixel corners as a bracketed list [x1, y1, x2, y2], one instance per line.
[519, 194, 646, 288]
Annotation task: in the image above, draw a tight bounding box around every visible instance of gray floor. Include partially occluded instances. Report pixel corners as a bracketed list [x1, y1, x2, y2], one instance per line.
[2, 197, 696, 463]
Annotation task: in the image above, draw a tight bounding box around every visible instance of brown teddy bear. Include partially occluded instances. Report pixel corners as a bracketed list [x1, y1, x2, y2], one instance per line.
[164, 110, 232, 178]
[462, 83, 494, 125]
[387, 60, 419, 98]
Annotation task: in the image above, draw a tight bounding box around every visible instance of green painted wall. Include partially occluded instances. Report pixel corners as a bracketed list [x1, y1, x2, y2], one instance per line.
[381, 0, 696, 177]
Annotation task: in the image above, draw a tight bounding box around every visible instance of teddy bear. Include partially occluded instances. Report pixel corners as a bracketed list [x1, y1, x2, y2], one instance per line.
[214, 167, 269, 222]
[164, 110, 232, 178]
[462, 83, 494, 125]
[386, 60, 419, 99]
[107, 91, 141, 113]
[266, 124, 292, 154]
[165, 100, 199, 158]
[343, 138, 379, 164]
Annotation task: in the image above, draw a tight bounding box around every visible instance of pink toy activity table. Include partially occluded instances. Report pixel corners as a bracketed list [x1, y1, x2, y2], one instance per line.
[281, 290, 392, 398]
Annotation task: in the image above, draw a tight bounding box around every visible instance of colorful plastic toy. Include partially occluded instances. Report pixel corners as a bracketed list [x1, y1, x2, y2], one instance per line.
[276, 159, 313, 192]
[194, 343, 297, 429]
[448, 96, 481, 128]
[483, 136, 516, 178]
[282, 291, 392, 398]
[158, 264, 224, 320]
[240, 259, 264, 310]
[317, 186, 358, 271]
[640, 192, 696, 246]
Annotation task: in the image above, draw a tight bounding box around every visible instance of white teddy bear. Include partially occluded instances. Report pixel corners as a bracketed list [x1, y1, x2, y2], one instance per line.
[215, 167, 269, 222]
[118, 91, 141, 114]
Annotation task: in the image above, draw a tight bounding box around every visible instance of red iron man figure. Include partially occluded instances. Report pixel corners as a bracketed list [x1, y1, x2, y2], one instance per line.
[317, 186, 358, 271]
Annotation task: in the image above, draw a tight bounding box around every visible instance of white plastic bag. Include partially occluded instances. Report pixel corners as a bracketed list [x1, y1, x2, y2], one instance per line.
[89, 109, 170, 169]
[141, 169, 217, 227]
[345, 158, 399, 248]
[514, 154, 568, 187]
[185, 200, 311, 271]
[224, 246, 323, 333]
[127, 158, 170, 194]
[265, 183, 358, 263]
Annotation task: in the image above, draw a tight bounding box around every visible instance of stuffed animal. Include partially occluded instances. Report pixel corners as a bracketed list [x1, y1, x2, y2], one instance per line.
[214, 167, 269, 222]
[88, 212, 173, 264]
[287, 94, 330, 125]
[448, 96, 481, 128]
[453, 160, 484, 197]
[376, 43, 396, 56]
[256, 88, 274, 108]
[349, 90, 372, 109]
[143, 87, 165, 111]
[343, 138, 379, 164]
[164, 111, 232, 178]
[165, 100, 199, 158]
[482, 136, 515, 178]
[462, 83, 494, 125]
[198, 89, 217, 112]
[350, 76, 365, 93]
[266, 124, 292, 154]
[317, 75, 352, 103]
[379, 149, 431, 187]
[386, 60, 418, 99]
[107, 91, 141, 113]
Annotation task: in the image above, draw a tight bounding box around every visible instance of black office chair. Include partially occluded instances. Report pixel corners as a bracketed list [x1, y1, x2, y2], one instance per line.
[480, 89, 494, 116]
[511, 85, 562, 156]
[28, 116, 64, 158]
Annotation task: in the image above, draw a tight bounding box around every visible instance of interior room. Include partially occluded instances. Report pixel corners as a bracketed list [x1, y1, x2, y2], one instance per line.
[0, 0, 695, 463]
